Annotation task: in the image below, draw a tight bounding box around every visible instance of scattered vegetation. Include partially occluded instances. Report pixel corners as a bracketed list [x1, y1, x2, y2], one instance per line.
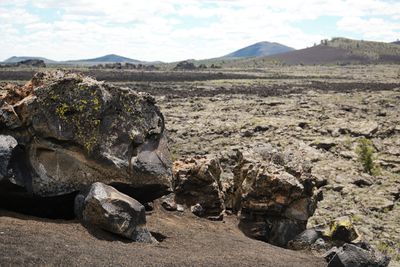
[328, 37, 400, 60]
[376, 241, 400, 261]
[355, 137, 380, 176]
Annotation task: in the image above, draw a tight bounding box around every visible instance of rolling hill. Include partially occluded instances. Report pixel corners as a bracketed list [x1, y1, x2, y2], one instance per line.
[223, 41, 294, 58]
[4, 56, 56, 64]
[2, 54, 143, 65]
[224, 38, 400, 67]
[66, 54, 142, 65]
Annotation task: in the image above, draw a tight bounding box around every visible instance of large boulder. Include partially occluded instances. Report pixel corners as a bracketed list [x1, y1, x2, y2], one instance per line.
[172, 156, 225, 218]
[232, 145, 318, 247]
[0, 71, 172, 197]
[75, 182, 155, 243]
[0, 135, 18, 180]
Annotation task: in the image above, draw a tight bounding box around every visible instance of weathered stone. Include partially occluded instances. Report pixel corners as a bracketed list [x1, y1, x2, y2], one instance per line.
[161, 193, 177, 211]
[310, 138, 337, 150]
[172, 156, 225, 218]
[232, 146, 318, 247]
[190, 203, 204, 216]
[75, 182, 155, 243]
[0, 135, 18, 180]
[338, 120, 379, 137]
[176, 204, 184, 212]
[326, 243, 390, 267]
[0, 71, 172, 197]
[328, 216, 359, 243]
[352, 176, 373, 187]
[288, 229, 321, 250]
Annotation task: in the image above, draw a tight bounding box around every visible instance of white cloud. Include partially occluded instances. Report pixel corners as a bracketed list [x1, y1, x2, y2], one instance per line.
[337, 16, 400, 41]
[0, 0, 399, 61]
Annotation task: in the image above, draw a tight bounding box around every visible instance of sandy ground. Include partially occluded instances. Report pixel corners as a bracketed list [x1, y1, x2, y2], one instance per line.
[0, 204, 325, 267]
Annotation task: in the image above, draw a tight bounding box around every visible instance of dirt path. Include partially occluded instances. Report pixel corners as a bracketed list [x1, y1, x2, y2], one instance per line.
[0, 206, 325, 267]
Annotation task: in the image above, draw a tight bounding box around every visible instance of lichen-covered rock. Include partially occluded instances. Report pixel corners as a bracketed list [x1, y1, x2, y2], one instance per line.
[232, 146, 318, 247]
[0, 71, 172, 197]
[327, 216, 359, 243]
[0, 135, 18, 180]
[172, 156, 225, 218]
[75, 182, 155, 243]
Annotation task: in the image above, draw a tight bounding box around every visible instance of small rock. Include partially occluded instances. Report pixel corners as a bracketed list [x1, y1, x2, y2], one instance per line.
[75, 182, 156, 243]
[328, 216, 358, 243]
[253, 125, 269, 132]
[176, 204, 185, 212]
[298, 122, 309, 129]
[310, 139, 337, 151]
[190, 203, 204, 217]
[352, 176, 373, 187]
[288, 229, 320, 250]
[326, 243, 390, 267]
[240, 129, 253, 137]
[161, 193, 177, 211]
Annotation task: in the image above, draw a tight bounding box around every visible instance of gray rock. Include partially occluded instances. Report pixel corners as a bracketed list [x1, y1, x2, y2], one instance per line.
[0, 71, 172, 197]
[75, 182, 155, 243]
[352, 176, 373, 187]
[190, 203, 204, 216]
[0, 135, 18, 180]
[310, 139, 337, 150]
[327, 243, 390, 267]
[161, 193, 177, 211]
[176, 204, 184, 212]
[288, 229, 321, 250]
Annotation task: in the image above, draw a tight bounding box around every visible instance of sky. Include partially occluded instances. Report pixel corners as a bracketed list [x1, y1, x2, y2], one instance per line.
[1, 0, 400, 62]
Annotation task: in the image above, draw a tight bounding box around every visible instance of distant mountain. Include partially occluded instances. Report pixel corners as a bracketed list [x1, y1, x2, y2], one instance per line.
[67, 54, 142, 64]
[4, 56, 56, 64]
[3, 54, 144, 65]
[223, 41, 295, 58]
[224, 38, 400, 67]
[393, 40, 400, 45]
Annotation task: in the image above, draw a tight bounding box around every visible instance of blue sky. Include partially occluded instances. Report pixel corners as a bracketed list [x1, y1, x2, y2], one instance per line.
[0, 0, 399, 62]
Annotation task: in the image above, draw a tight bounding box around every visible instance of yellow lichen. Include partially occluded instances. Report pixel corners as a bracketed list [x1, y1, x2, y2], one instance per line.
[56, 103, 69, 119]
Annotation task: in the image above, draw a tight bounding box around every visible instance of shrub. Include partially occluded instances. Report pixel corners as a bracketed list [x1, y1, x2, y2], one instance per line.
[355, 137, 380, 175]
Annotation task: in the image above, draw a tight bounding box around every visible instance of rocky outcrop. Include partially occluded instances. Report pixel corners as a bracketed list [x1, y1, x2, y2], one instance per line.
[230, 145, 318, 247]
[0, 71, 172, 197]
[18, 59, 46, 68]
[288, 216, 391, 266]
[172, 156, 225, 218]
[75, 182, 155, 243]
[173, 61, 196, 70]
[0, 135, 18, 180]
